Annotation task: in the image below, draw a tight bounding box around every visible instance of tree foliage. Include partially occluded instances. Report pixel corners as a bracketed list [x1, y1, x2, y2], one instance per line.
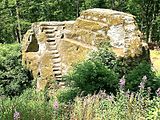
[0, 43, 33, 97]
[0, 0, 160, 43]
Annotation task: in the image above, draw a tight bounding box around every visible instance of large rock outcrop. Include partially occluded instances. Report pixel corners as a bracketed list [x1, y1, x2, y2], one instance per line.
[22, 8, 148, 90]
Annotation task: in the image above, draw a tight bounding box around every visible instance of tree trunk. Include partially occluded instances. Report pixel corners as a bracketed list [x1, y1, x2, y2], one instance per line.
[15, 0, 22, 43]
[148, 21, 153, 43]
[148, 0, 156, 43]
[76, 0, 80, 17]
[111, 0, 115, 9]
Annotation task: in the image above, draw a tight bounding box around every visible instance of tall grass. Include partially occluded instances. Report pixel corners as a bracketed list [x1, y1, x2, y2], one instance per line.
[71, 91, 147, 120]
[0, 89, 70, 120]
[1, 88, 159, 120]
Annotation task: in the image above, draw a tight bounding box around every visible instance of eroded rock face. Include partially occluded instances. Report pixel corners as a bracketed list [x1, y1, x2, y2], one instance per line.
[22, 8, 148, 91]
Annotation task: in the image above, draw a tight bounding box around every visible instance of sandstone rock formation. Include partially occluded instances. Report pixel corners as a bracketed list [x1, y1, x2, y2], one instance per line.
[22, 8, 148, 90]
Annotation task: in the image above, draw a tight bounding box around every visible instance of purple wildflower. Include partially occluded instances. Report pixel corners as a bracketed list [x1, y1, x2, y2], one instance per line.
[139, 76, 147, 90]
[138, 82, 145, 89]
[142, 75, 147, 82]
[53, 100, 59, 110]
[119, 76, 125, 89]
[99, 90, 107, 99]
[147, 87, 151, 95]
[156, 88, 160, 97]
[14, 109, 20, 120]
[125, 90, 130, 98]
[107, 95, 114, 101]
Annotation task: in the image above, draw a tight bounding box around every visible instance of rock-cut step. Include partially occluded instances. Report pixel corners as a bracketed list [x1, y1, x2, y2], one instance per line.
[51, 53, 60, 58]
[49, 45, 57, 51]
[48, 41, 56, 46]
[46, 33, 55, 38]
[47, 38, 56, 42]
[58, 82, 65, 86]
[54, 70, 61, 75]
[41, 25, 57, 29]
[43, 29, 54, 33]
[50, 50, 59, 54]
[53, 67, 61, 71]
[53, 58, 61, 63]
[55, 74, 62, 81]
[53, 63, 61, 67]
[56, 75, 62, 78]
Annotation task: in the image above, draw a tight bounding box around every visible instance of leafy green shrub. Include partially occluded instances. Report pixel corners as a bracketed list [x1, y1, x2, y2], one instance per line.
[65, 60, 118, 95]
[0, 43, 32, 97]
[57, 87, 79, 103]
[89, 42, 117, 70]
[89, 42, 159, 94]
[125, 61, 155, 91]
[89, 42, 125, 76]
[64, 42, 159, 100]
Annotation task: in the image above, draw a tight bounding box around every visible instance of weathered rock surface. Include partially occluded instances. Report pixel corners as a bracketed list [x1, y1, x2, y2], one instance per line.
[22, 8, 148, 90]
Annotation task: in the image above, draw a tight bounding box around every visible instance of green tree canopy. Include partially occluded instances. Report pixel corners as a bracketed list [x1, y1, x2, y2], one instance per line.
[0, 0, 159, 43]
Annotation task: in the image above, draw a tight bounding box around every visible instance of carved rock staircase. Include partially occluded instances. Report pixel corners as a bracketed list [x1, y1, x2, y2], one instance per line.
[40, 22, 65, 84]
